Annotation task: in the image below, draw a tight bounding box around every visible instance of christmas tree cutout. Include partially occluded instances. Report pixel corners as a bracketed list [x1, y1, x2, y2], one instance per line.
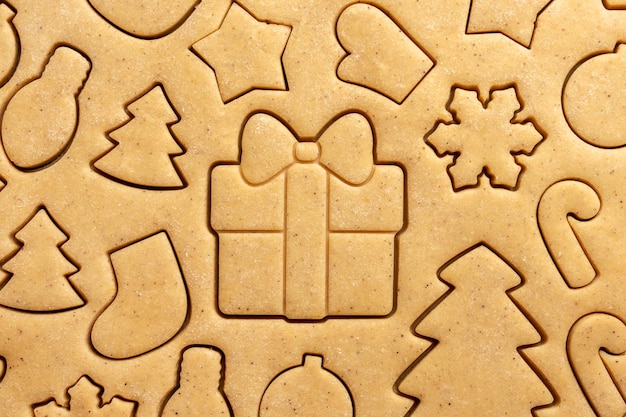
[0, 208, 83, 312]
[93, 84, 186, 189]
[397, 244, 552, 416]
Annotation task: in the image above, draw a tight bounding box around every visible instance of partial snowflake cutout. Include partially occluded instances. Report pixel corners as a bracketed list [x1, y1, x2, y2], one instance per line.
[33, 376, 137, 417]
[426, 86, 544, 191]
[192, 3, 291, 103]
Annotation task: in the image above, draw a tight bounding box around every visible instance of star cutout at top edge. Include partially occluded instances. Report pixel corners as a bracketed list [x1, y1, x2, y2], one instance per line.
[191, 2, 292, 103]
[466, 0, 554, 48]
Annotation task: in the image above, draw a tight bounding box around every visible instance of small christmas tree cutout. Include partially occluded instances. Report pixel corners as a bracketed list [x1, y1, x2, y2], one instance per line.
[0, 207, 83, 312]
[93, 84, 186, 189]
[397, 244, 553, 416]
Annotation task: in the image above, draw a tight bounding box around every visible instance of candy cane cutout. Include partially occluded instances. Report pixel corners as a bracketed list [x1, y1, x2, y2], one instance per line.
[538, 180, 600, 288]
[568, 313, 626, 417]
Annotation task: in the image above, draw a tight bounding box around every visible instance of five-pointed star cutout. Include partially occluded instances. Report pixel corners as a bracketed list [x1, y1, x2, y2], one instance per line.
[192, 3, 291, 103]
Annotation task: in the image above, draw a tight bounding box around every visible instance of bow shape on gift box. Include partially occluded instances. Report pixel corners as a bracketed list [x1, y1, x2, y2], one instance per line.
[240, 112, 375, 185]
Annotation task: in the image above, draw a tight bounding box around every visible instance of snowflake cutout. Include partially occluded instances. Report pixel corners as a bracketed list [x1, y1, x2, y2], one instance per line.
[33, 376, 137, 417]
[426, 86, 544, 191]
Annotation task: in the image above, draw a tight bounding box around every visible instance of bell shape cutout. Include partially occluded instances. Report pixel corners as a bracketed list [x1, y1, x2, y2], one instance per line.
[1, 45, 91, 171]
[91, 232, 189, 359]
[162, 346, 232, 417]
[259, 355, 353, 417]
[0, 3, 18, 87]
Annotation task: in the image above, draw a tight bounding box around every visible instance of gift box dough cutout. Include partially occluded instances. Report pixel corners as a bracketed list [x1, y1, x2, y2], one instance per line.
[211, 112, 404, 320]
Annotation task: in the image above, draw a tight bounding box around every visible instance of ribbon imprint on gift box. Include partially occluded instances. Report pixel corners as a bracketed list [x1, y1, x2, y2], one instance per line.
[211, 112, 405, 320]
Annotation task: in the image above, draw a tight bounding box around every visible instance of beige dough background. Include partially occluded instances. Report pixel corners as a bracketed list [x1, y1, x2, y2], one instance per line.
[0, 0, 624, 416]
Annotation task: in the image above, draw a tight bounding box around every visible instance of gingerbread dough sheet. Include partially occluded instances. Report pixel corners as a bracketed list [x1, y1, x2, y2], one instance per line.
[0, 0, 624, 416]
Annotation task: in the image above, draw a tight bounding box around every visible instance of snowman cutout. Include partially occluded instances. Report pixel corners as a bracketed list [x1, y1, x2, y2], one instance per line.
[161, 346, 232, 417]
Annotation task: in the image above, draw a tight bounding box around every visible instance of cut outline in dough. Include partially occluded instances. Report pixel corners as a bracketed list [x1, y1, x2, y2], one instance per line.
[0, 43, 92, 172]
[0, 1, 19, 89]
[537, 179, 601, 289]
[603, 0, 626, 9]
[87, 0, 201, 40]
[31, 374, 138, 416]
[258, 353, 355, 417]
[465, 0, 554, 48]
[91, 82, 188, 190]
[0, 205, 85, 313]
[89, 230, 190, 360]
[335, 2, 436, 104]
[425, 84, 545, 191]
[191, 1, 292, 104]
[567, 312, 626, 417]
[159, 344, 233, 417]
[395, 242, 557, 415]
[562, 43, 626, 149]
[209, 110, 407, 322]
[0, 355, 5, 384]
